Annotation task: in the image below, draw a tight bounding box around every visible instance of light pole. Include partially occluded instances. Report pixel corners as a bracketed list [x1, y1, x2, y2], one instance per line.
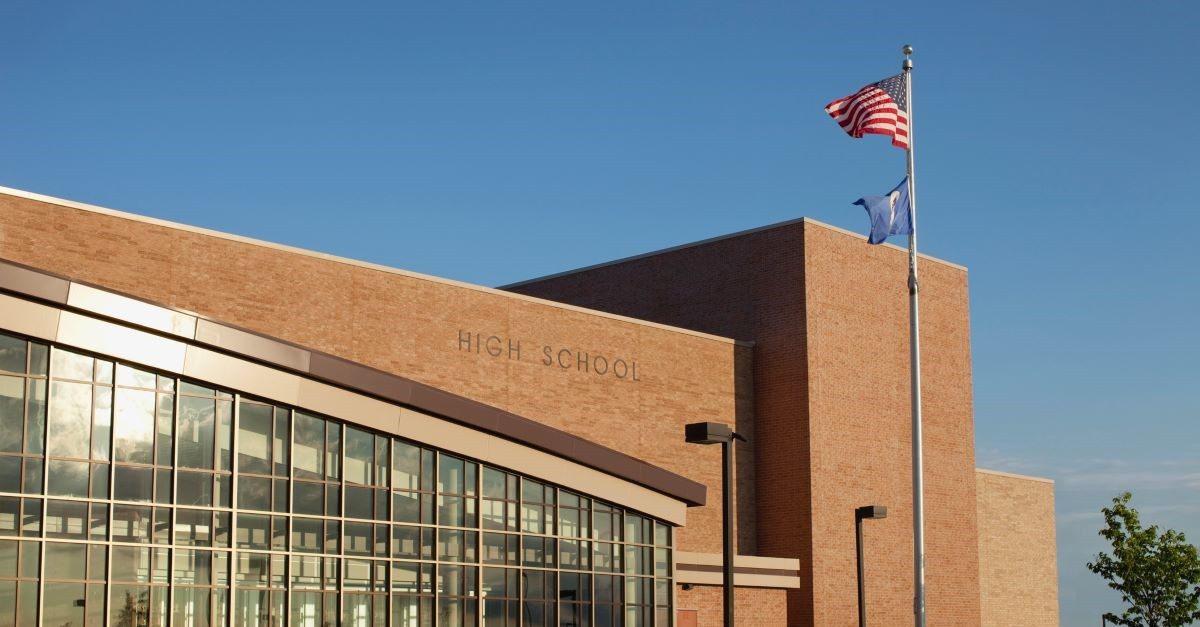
[855, 505, 888, 627]
[685, 421, 746, 626]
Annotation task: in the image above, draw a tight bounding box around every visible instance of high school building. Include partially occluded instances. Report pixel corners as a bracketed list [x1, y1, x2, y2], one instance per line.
[0, 185, 1058, 626]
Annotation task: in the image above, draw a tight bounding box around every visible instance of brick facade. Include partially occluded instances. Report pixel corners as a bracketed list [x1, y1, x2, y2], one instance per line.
[676, 586, 790, 627]
[976, 470, 1060, 627]
[509, 219, 985, 626]
[0, 190, 743, 555]
[0, 188, 1060, 626]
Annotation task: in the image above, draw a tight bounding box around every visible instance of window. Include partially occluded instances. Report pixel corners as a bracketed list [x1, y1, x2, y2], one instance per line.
[0, 332, 680, 626]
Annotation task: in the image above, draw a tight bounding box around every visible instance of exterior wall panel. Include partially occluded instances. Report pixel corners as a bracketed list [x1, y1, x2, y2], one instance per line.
[976, 470, 1059, 627]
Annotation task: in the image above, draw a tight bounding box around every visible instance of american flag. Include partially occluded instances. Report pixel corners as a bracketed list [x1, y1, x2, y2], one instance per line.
[824, 74, 909, 150]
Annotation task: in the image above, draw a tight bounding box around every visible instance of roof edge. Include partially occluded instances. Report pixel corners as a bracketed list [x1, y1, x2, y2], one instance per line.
[976, 467, 1055, 484]
[502, 216, 965, 289]
[0, 184, 744, 347]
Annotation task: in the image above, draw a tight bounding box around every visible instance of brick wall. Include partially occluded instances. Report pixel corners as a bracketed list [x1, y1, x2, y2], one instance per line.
[976, 470, 1059, 627]
[0, 190, 743, 555]
[676, 585, 790, 627]
[511, 219, 983, 626]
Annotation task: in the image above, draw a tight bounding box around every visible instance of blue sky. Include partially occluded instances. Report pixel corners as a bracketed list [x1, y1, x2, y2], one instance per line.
[2, 2, 1197, 624]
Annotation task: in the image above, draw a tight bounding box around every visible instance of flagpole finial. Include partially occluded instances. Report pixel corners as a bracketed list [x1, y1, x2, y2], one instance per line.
[902, 44, 913, 56]
[902, 44, 913, 70]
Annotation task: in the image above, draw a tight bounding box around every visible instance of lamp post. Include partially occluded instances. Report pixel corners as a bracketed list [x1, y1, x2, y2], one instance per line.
[855, 505, 888, 627]
[685, 421, 746, 626]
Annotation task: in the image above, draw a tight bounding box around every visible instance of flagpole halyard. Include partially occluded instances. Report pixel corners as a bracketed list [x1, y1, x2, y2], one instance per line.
[902, 43, 928, 627]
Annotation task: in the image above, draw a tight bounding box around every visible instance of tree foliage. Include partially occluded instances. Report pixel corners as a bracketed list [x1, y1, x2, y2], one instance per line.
[1087, 492, 1200, 627]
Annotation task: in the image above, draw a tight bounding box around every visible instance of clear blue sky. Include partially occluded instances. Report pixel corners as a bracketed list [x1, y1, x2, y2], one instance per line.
[2, 2, 1197, 624]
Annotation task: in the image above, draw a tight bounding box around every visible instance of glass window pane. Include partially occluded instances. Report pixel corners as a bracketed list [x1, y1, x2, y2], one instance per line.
[0, 540, 13, 576]
[625, 514, 645, 545]
[180, 382, 214, 396]
[23, 380, 45, 456]
[113, 466, 154, 502]
[344, 427, 373, 485]
[112, 505, 152, 543]
[294, 482, 324, 516]
[0, 497, 15, 536]
[236, 514, 270, 550]
[155, 468, 172, 504]
[176, 471, 213, 507]
[345, 485, 373, 520]
[51, 348, 94, 381]
[175, 509, 212, 547]
[391, 526, 422, 560]
[0, 336, 25, 374]
[482, 467, 506, 499]
[292, 518, 322, 553]
[655, 522, 670, 547]
[293, 413, 324, 480]
[343, 522, 371, 556]
[0, 457, 19, 493]
[116, 365, 156, 389]
[0, 376, 23, 454]
[92, 386, 112, 461]
[324, 423, 340, 480]
[273, 408, 289, 476]
[19, 458, 40, 494]
[216, 400, 233, 471]
[439, 455, 465, 495]
[28, 344, 48, 377]
[439, 529, 477, 563]
[237, 401, 273, 475]
[392, 441, 421, 490]
[215, 475, 231, 508]
[392, 491, 419, 524]
[177, 396, 215, 469]
[43, 581, 86, 627]
[237, 476, 271, 511]
[172, 586, 211, 626]
[111, 546, 152, 582]
[114, 384, 156, 463]
[45, 500, 88, 539]
[111, 584, 151, 626]
[44, 542, 87, 579]
[522, 478, 544, 504]
[47, 380, 90, 458]
[95, 360, 114, 385]
[47, 459, 90, 497]
[155, 394, 173, 465]
[90, 464, 109, 499]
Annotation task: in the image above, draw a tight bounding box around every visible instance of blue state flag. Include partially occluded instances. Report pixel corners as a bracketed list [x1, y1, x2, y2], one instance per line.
[853, 177, 911, 245]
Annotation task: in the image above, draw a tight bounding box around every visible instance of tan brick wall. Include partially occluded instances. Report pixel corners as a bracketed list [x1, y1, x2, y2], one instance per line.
[510, 223, 811, 622]
[676, 585, 790, 627]
[512, 219, 983, 626]
[976, 470, 1059, 627]
[0, 190, 743, 554]
[802, 224, 981, 627]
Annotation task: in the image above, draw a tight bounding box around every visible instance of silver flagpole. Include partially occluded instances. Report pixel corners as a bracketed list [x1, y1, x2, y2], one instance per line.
[902, 43, 927, 627]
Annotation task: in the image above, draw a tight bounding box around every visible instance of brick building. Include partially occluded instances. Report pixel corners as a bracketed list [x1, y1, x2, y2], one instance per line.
[0, 185, 1057, 626]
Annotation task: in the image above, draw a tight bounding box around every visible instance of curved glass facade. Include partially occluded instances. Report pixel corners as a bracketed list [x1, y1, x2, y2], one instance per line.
[0, 331, 674, 627]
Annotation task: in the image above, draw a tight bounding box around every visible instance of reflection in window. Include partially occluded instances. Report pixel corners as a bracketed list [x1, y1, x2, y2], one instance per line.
[0, 335, 681, 626]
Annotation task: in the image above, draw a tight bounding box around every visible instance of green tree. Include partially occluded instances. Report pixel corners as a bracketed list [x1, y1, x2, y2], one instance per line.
[1087, 492, 1200, 627]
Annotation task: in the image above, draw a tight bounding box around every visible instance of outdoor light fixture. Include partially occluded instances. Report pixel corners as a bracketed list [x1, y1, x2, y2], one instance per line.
[855, 505, 888, 627]
[685, 421, 746, 626]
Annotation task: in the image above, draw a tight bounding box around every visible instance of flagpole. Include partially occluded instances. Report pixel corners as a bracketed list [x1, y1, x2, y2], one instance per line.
[902, 44, 927, 627]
